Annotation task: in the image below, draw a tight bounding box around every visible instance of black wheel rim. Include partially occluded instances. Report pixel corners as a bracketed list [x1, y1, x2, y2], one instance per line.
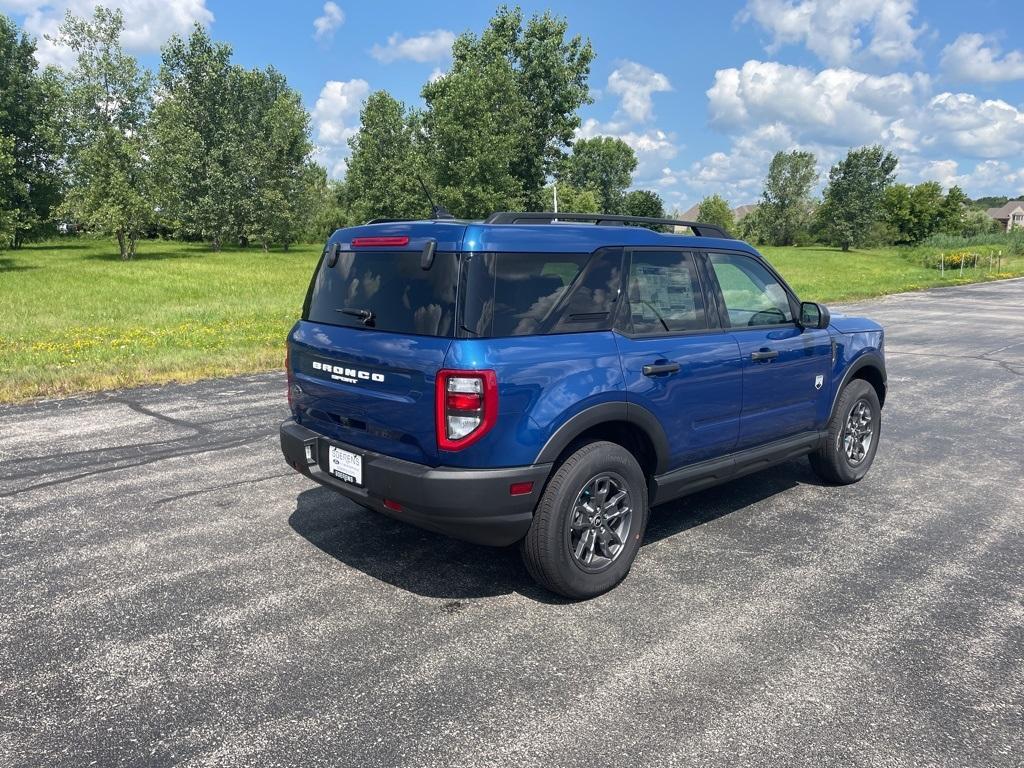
[566, 472, 633, 573]
[842, 398, 874, 466]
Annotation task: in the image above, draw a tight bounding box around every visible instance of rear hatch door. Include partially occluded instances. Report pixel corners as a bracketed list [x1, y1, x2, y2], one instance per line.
[290, 223, 465, 465]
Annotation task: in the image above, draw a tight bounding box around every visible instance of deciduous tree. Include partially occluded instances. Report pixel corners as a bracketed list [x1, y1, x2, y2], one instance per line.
[559, 136, 637, 214]
[696, 194, 735, 233]
[56, 7, 153, 260]
[757, 150, 818, 246]
[819, 145, 897, 251]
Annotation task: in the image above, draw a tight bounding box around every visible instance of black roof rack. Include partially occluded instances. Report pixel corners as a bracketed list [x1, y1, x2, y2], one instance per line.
[484, 211, 733, 239]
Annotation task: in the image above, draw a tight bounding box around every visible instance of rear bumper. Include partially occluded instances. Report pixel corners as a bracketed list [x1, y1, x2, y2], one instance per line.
[280, 419, 549, 546]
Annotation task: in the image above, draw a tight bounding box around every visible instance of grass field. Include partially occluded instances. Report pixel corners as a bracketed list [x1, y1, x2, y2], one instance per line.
[2, 238, 1022, 402]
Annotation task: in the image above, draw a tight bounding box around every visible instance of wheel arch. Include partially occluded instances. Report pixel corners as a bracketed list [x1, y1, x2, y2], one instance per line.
[534, 402, 670, 477]
[832, 352, 887, 418]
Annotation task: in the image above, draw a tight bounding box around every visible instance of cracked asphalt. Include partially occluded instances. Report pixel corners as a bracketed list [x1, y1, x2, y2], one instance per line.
[2, 279, 1023, 768]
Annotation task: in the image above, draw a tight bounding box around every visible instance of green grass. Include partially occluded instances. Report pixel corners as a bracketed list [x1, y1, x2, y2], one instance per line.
[0, 238, 320, 402]
[759, 245, 1024, 303]
[1, 238, 1022, 403]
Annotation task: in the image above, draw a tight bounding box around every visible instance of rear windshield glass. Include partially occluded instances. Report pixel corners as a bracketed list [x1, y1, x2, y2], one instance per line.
[303, 250, 459, 336]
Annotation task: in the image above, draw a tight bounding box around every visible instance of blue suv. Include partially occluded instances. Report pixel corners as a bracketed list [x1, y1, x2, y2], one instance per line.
[281, 212, 886, 598]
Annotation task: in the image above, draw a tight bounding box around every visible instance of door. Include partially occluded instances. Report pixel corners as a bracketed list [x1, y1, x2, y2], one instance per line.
[615, 248, 743, 470]
[704, 250, 832, 449]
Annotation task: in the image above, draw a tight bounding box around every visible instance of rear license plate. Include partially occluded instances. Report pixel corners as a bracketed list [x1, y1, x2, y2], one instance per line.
[328, 445, 363, 485]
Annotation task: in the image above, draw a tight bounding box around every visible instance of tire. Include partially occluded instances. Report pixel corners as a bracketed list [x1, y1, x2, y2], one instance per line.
[809, 378, 881, 485]
[521, 441, 649, 600]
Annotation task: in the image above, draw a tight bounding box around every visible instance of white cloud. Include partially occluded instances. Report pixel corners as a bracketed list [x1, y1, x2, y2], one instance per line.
[899, 157, 1024, 196]
[707, 60, 929, 147]
[370, 29, 454, 63]
[739, 0, 922, 65]
[941, 34, 1024, 83]
[311, 78, 369, 177]
[920, 93, 1024, 159]
[312, 1, 344, 43]
[6, 0, 214, 68]
[607, 61, 672, 122]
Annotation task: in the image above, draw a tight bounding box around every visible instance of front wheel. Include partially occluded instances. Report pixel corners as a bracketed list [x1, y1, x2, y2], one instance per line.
[521, 441, 649, 599]
[809, 378, 881, 484]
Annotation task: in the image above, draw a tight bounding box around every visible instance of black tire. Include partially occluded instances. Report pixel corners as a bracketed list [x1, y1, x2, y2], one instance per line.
[809, 378, 881, 485]
[521, 441, 649, 600]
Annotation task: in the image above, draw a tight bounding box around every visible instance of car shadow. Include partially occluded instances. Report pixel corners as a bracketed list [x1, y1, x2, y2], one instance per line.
[287, 459, 816, 603]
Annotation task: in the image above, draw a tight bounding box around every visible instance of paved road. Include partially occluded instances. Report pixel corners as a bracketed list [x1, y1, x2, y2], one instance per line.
[2, 280, 1023, 768]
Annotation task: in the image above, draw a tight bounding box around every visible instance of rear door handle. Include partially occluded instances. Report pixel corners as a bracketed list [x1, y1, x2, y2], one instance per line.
[751, 349, 779, 362]
[642, 362, 681, 376]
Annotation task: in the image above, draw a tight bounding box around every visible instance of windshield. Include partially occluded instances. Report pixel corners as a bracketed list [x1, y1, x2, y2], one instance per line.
[303, 249, 459, 336]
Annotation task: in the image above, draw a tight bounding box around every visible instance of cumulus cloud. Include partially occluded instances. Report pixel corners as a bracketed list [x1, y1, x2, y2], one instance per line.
[370, 29, 454, 63]
[607, 61, 672, 122]
[739, 0, 922, 65]
[941, 34, 1024, 83]
[312, 1, 344, 43]
[4, 0, 214, 68]
[707, 60, 929, 146]
[311, 78, 370, 177]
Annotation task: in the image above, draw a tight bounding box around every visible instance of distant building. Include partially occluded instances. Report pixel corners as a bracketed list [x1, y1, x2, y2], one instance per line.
[680, 202, 758, 222]
[986, 200, 1024, 232]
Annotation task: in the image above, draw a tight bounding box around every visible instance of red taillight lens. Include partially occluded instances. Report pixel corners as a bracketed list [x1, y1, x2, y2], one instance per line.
[351, 236, 409, 247]
[435, 369, 498, 451]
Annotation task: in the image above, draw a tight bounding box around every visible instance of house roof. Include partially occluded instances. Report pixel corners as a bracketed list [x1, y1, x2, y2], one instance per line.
[677, 202, 759, 222]
[986, 200, 1024, 219]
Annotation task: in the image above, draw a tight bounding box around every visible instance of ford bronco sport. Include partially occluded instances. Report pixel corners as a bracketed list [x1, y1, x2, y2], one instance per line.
[281, 212, 886, 599]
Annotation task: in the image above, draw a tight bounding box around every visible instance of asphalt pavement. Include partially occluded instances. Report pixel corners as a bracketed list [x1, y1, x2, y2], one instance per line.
[2, 279, 1023, 767]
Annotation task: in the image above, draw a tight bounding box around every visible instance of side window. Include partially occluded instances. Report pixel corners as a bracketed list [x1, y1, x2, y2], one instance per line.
[708, 252, 793, 327]
[623, 250, 707, 334]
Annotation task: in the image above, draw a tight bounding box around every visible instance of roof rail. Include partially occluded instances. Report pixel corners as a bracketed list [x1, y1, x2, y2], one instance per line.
[484, 211, 733, 239]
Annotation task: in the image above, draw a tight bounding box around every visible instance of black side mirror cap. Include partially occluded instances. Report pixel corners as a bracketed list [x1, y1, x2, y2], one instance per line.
[800, 301, 830, 329]
[421, 238, 437, 270]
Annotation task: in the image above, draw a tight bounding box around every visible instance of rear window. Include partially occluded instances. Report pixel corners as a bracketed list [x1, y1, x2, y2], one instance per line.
[460, 251, 621, 337]
[303, 250, 459, 336]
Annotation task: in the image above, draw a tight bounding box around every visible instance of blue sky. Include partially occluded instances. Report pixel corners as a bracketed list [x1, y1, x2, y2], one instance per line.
[5, 0, 1024, 209]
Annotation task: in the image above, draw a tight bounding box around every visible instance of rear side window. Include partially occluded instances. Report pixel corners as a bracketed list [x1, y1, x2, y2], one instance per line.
[460, 251, 622, 337]
[303, 250, 459, 336]
[623, 250, 707, 334]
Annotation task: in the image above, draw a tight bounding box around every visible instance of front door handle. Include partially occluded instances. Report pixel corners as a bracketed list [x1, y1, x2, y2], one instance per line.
[642, 362, 681, 376]
[751, 349, 780, 362]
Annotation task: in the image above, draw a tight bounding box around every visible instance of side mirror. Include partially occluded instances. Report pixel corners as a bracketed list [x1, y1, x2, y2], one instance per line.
[799, 301, 830, 330]
[421, 238, 437, 270]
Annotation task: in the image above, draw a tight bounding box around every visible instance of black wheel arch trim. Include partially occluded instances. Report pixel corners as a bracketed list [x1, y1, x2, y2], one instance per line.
[831, 351, 887, 418]
[533, 402, 672, 475]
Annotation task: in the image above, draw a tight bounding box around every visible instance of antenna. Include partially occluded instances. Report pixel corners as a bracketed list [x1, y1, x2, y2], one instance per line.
[416, 175, 454, 220]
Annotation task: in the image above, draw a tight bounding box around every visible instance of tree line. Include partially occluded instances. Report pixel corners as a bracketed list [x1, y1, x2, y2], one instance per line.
[2, 5, 1009, 260]
[695, 147, 1005, 251]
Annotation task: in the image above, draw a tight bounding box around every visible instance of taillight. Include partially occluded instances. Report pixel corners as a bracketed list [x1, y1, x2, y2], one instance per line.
[435, 369, 498, 451]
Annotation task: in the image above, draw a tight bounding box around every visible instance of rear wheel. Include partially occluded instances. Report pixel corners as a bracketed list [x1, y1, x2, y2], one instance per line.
[521, 441, 648, 599]
[809, 378, 881, 484]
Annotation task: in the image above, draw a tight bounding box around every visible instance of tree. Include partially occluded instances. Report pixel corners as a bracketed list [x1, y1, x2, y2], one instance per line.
[819, 145, 898, 251]
[0, 15, 65, 247]
[419, 7, 593, 217]
[757, 150, 818, 246]
[0, 133, 15, 247]
[345, 91, 427, 222]
[540, 181, 599, 213]
[56, 7, 153, 260]
[150, 24, 235, 247]
[560, 136, 637, 213]
[883, 182, 942, 244]
[622, 189, 664, 218]
[696, 194, 735, 232]
[938, 185, 969, 234]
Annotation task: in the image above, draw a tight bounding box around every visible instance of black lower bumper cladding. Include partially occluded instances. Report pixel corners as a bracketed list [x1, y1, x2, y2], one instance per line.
[280, 420, 550, 546]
